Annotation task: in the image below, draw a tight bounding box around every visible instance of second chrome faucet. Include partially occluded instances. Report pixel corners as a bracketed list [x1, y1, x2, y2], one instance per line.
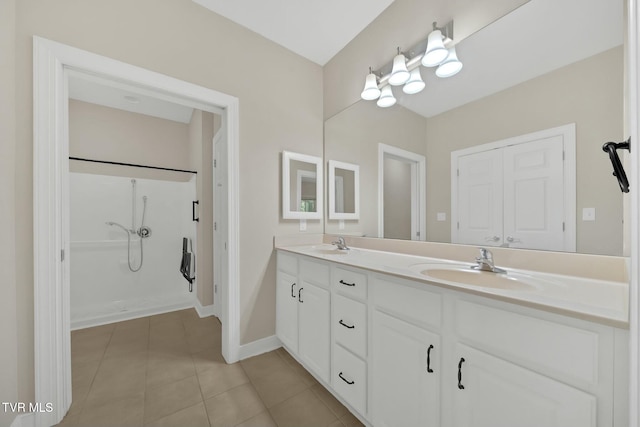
[471, 248, 506, 274]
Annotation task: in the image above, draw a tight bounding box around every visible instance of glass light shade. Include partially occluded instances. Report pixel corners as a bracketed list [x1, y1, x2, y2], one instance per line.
[422, 29, 448, 67]
[403, 68, 425, 94]
[388, 53, 410, 86]
[377, 85, 396, 108]
[360, 73, 381, 100]
[435, 47, 463, 78]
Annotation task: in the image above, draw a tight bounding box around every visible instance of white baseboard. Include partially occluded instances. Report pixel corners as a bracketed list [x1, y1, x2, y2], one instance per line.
[194, 299, 216, 318]
[9, 412, 34, 427]
[70, 299, 194, 330]
[238, 335, 282, 360]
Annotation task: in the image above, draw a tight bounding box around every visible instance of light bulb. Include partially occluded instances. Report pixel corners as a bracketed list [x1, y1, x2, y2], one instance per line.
[389, 52, 410, 86]
[360, 72, 381, 100]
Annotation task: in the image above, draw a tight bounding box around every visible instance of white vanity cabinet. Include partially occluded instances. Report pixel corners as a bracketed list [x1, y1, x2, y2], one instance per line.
[276, 252, 331, 383]
[275, 249, 626, 427]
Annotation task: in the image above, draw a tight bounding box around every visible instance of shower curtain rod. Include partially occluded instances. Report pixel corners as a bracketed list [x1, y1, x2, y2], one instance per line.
[69, 156, 197, 174]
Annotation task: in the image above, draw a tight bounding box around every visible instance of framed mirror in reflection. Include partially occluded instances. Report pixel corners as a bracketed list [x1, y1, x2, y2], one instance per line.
[282, 151, 323, 220]
[323, 0, 624, 256]
[328, 160, 360, 220]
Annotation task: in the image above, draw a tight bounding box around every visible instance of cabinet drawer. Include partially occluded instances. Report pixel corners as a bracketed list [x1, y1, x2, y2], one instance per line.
[333, 267, 367, 300]
[333, 344, 367, 415]
[373, 276, 442, 329]
[300, 258, 330, 288]
[333, 294, 367, 358]
[277, 251, 298, 275]
[455, 299, 600, 387]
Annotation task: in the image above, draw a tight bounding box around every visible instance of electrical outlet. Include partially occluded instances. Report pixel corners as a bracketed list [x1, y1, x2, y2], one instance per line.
[582, 208, 596, 221]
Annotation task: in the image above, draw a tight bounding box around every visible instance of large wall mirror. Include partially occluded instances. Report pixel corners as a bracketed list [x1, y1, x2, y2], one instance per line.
[324, 0, 624, 256]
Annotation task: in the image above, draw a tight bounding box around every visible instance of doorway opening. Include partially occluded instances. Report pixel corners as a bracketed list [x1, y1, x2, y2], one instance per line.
[377, 143, 426, 240]
[33, 37, 240, 427]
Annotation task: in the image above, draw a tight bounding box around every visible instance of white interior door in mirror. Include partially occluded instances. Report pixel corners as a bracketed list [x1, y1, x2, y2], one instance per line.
[282, 151, 323, 220]
[328, 160, 360, 220]
[451, 124, 576, 252]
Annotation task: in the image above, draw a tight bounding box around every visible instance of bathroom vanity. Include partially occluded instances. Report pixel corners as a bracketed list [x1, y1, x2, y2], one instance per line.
[275, 244, 629, 427]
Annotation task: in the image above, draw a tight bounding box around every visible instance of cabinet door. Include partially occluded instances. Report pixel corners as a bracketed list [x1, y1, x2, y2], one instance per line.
[452, 344, 596, 427]
[298, 281, 330, 382]
[371, 311, 440, 427]
[276, 271, 298, 351]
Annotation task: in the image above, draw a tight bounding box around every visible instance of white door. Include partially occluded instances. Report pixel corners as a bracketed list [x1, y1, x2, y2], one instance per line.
[456, 149, 504, 246]
[452, 344, 596, 427]
[213, 128, 227, 317]
[298, 281, 330, 383]
[503, 136, 565, 251]
[275, 271, 298, 351]
[371, 311, 441, 427]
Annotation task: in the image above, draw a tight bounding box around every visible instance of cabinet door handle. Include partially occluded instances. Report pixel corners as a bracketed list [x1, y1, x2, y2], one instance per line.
[339, 279, 356, 287]
[457, 357, 466, 390]
[339, 319, 355, 329]
[338, 372, 355, 385]
[298, 288, 303, 303]
[427, 345, 434, 373]
[290, 283, 296, 298]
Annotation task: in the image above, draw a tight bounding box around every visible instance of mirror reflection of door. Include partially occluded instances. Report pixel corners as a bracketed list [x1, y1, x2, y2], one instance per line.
[290, 159, 318, 213]
[378, 144, 426, 241]
[334, 168, 356, 214]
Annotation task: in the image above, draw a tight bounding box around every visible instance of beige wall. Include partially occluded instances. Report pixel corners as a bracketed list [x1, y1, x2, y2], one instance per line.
[426, 46, 624, 255]
[188, 110, 216, 306]
[324, 101, 427, 237]
[12, 0, 323, 406]
[323, 0, 528, 118]
[69, 100, 192, 181]
[0, 0, 18, 425]
[383, 157, 412, 239]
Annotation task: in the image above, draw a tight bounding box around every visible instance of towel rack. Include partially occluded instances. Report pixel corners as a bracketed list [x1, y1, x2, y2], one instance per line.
[602, 138, 631, 193]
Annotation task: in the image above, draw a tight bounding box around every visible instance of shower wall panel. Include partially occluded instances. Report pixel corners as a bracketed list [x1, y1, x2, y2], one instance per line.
[70, 172, 197, 329]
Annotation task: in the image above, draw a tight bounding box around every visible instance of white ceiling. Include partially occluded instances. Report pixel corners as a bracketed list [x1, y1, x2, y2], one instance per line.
[192, 0, 395, 65]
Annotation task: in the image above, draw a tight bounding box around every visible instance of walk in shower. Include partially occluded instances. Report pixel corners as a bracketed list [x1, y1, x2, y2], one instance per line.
[70, 172, 197, 329]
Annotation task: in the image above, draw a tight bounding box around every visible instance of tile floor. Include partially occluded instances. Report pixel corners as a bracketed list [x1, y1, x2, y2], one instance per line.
[57, 309, 364, 427]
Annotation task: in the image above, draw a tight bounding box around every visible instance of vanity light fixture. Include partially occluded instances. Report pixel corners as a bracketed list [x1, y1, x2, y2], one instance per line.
[389, 47, 410, 86]
[359, 20, 461, 107]
[360, 67, 382, 100]
[377, 85, 396, 108]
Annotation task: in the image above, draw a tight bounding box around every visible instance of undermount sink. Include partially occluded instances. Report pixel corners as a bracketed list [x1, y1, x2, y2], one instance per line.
[410, 263, 542, 291]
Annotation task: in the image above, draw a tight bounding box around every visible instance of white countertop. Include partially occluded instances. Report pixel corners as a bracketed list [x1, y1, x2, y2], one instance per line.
[277, 244, 629, 328]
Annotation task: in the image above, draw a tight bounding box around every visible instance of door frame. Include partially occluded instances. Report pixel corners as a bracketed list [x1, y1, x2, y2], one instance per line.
[628, 0, 639, 423]
[377, 143, 427, 240]
[33, 36, 241, 427]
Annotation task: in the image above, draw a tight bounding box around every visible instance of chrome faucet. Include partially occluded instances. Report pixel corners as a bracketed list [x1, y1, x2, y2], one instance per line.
[332, 236, 350, 251]
[471, 248, 506, 274]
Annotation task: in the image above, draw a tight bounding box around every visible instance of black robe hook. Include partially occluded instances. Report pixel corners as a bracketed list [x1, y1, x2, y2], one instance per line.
[602, 138, 631, 193]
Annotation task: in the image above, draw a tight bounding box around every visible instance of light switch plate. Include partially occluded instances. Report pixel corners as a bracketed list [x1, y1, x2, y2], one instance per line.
[437, 212, 447, 221]
[582, 207, 596, 221]
[299, 219, 307, 231]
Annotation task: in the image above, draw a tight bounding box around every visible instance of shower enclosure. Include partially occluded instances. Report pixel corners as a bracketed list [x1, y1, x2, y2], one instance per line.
[70, 172, 197, 329]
